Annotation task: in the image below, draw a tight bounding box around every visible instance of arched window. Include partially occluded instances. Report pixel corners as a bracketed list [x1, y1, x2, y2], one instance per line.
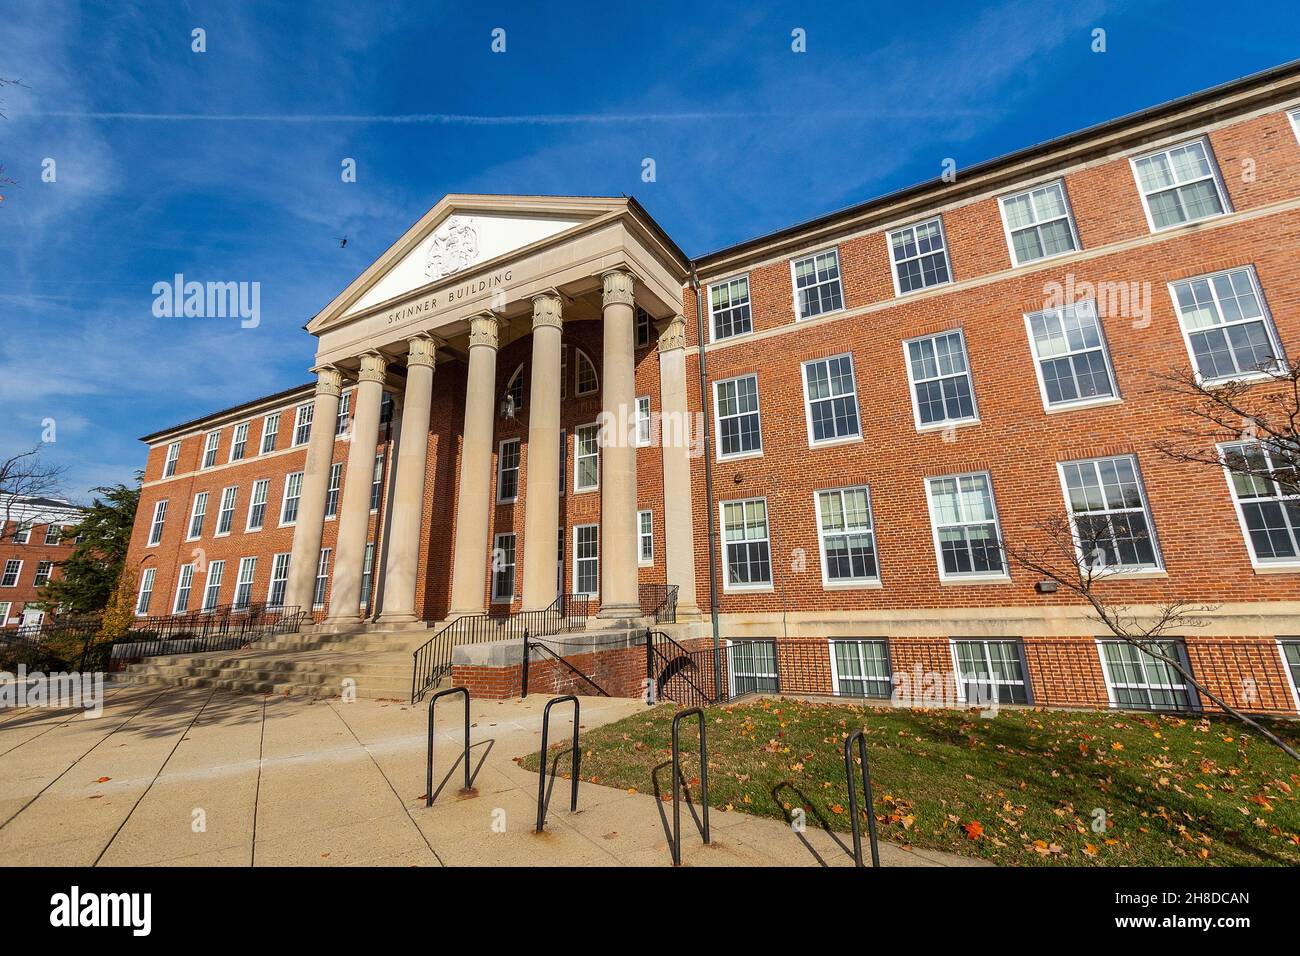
[503, 364, 525, 417]
[575, 349, 599, 396]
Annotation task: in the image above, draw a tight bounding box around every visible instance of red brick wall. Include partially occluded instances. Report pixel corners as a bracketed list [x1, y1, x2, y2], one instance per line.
[0, 519, 78, 625]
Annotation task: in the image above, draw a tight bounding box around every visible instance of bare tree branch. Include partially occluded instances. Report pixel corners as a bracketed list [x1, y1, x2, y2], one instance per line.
[0, 446, 68, 536]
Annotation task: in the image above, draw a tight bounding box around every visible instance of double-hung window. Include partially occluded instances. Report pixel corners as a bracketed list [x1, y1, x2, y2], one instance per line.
[174, 564, 195, 613]
[187, 492, 208, 540]
[370, 455, 384, 511]
[147, 499, 168, 546]
[999, 180, 1079, 265]
[574, 525, 599, 596]
[575, 425, 599, 492]
[721, 498, 772, 591]
[324, 462, 343, 518]
[792, 248, 844, 319]
[802, 354, 860, 445]
[1132, 138, 1228, 231]
[925, 472, 1005, 580]
[33, 561, 52, 587]
[360, 544, 376, 609]
[202, 560, 225, 611]
[904, 330, 977, 429]
[951, 639, 1030, 704]
[1098, 640, 1197, 711]
[1059, 456, 1161, 570]
[10, 523, 31, 544]
[830, 639, 892, 699]
[260, 413, 280, 454]
[235, 557, 257, 609]
[247, 479, 269, 531]
[0, 560, 19, 587]
[635, 396, 652, 446]
[637, 510, 653, 565]
[312, 550, 329, 609]
[497, 439, 521, 503]
[492, 533, 517, 603]
[281, 472, 303, 525]
[889, 218, 951, 294]
[135, 568, 155, 616]
[202, 431, 220, 469]
[1220, 441, 1300, 566]
[229, 422, 249, 462]
[816, 486, 878, 585]
[216, 485, 238, 536]
[1170, 266, 1282, 381]
[709, 275, 752, 341]
[727, 640, 779, 695]
[44, 524, 62, 545]
[1025, 300, 1117, 409]
[163, 441, 181, 477]
[714, 374, 762, 459]
[335, 390, 351, 436]
[292, 403, 313, 446]
[267, 554, 290, 608]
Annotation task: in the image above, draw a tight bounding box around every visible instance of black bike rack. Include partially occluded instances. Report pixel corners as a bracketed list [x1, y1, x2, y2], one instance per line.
[535, 695, 580, 832]
[843, 728, 881, 867]
[425, 686, 471, 807]
[670, 707, 710, 866]
[521, 629, 530, 698]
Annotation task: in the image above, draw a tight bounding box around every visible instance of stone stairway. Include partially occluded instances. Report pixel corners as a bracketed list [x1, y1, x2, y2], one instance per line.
[117, 624, 433, 701]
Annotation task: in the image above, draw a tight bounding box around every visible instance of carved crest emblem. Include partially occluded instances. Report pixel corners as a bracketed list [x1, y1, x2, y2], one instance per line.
[425, 216, 480, 280]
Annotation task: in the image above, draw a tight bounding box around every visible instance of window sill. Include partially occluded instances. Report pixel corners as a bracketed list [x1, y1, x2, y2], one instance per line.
[916, 417, 980, 435]
[1253, 563, 1300, 575]
[809, 435, 863, 450]
[723, 585, 775, 595]
[1009, 246, 1077, 270]
[938, 574, 1012, 586]
[573, 486, 599, 496]
[1044, 395, 1123, 414]
[710, 329, 755, 346]
[717, 450, 764, 463]
[1091, 568, 1167, 580]
[821, 579, 883, 590]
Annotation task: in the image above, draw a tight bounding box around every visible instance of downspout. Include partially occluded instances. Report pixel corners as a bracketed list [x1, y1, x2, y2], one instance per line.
[691, 266, 723, 700]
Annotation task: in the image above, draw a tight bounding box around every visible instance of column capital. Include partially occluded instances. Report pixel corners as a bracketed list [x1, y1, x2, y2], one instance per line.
[406, 334, 440, 369]
[531, 292, 564, 331]
[655, 316, 687, 353]
[311, 364, 344, 397]
[356, 350, 388, 384]
[468, 312, 500, 350]
[600, 269, 636, 308]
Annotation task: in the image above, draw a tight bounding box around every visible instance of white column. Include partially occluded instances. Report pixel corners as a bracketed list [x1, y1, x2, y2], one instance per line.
[325, 351, 387, 625]
[285, 365, 343, 612]
[448, 313, 500, 616]
[521, 293, 563, 610]
[656, 316, 701, 617]
[378, 334, 438, 624]
[597, 269, 641, 619]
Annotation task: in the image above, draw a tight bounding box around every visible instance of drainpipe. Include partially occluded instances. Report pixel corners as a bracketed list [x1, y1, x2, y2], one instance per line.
[691, 267, 723, 700]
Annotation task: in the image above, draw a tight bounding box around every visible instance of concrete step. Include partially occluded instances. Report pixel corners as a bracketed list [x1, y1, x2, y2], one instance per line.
[118, 668, 412, 700]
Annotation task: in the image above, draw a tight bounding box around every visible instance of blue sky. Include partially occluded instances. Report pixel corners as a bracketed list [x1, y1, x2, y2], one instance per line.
[2, 0, 1298, 501]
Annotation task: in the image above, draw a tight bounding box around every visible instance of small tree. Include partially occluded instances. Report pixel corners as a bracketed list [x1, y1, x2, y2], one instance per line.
[37, 482, 139, 615]
[1002, 514, 1299, 762]
[98, 564, 138, 643]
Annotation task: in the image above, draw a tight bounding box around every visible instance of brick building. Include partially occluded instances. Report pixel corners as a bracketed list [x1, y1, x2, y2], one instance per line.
[126, 63, 1300, 712]
[0, 496, 83, 630]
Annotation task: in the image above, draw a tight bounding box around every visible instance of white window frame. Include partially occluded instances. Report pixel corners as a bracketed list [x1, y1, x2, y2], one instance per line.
[1291, 108, 1300, 147]
[32, 560, 52, 588]
[1096, 639, 1199, 711]
[335, 390, 352, 437]
[815, 486, 880, 588]
[496, 439, 521, 504]
[1168, 265, 1284, 385]
[312, 550, 329, 610]
[637, 509, 653, 566]
[924, 471, 1008, 583]
[147, 499, 168, 546]
[575, 348, 599, 396]
[1129, 136, 1231, 233]
[1218, 440, 1300, 570]
[163, 441, 181, 478]
[292, 403, 313, 447]
[719, 497, 773, 593]
[712, 373, 763, 461]
[135, 567, 156, 616]
[186, 491, 208, 541]
[267, 553, 290, 608]
[370, 453, 384, 512]
[888, 216, 952, 297]
[574, 423, 599, 493]
[828, 638, 892, 700]
[11, 523, 31, 544]
[1057, 455, 1163, 573]
[1023, 299, 1119, 412]
[726, 639, 780, 696]
[573, 524, 599, 597]
[801, 353, 861, 447]
[949, 639, 1031, 705]
[280, 471, 304, 527]
[0, 560, 20, 588]
[201, 430, 221, 469]
[44, 524, 62, 545]
[708, 273, 754, 342]
[246, 478, 270, 532]
[215, 485, 238, 537]
[1277, 639, 1300, 713]
[503, 364, 526, 417]
[235, 556, 258, 609]
[173, 563, 195, 613]
[260, 413, 280, 455]
[902, 328, 980, 432]
[229, 421, 250, 462]
[789, 247, 845, 321]
[0, 602, 10, 625]
[635, 395, 652, 447]
[997, 179, 1081, 267]
[202, 560, 225, 612]
[324, 462, 343, 519]
[491, 532, 517, 604]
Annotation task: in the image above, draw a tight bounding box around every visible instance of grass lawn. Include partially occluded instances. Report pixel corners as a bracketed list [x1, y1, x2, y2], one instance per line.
[521, 697, 1300, 866]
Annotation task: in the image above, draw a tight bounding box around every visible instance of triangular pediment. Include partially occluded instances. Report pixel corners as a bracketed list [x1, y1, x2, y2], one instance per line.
[309, 195, 630, 333]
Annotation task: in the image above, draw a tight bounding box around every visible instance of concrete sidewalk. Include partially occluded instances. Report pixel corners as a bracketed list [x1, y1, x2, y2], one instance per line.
[0, 683, 987, 868]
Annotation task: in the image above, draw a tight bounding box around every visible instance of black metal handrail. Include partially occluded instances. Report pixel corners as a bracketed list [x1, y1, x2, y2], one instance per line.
[425, 686, 472, 807]
[844, 728, 881, 868]
[639, 583, 679, 624]
[525, 634, 610, 698]
[410, 593, 591, 703]
[535, 695, 580, 832]
[113, 604, 306, 661]
[646, 628, 721, 708]
[670, 707, 710, 866]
